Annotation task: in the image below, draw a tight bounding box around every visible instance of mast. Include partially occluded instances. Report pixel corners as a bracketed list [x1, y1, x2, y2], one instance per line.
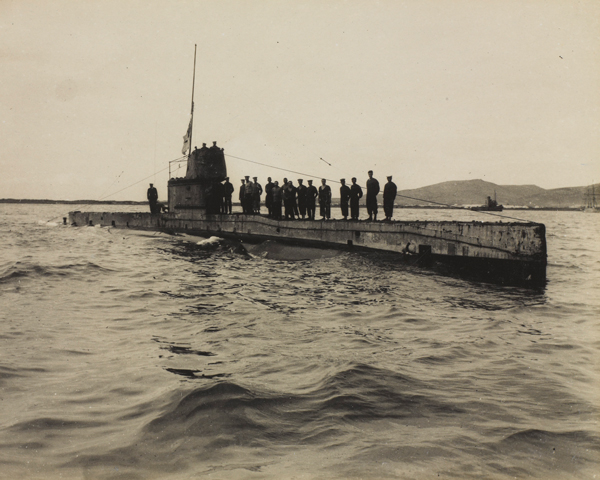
[188, 44, 197, 158]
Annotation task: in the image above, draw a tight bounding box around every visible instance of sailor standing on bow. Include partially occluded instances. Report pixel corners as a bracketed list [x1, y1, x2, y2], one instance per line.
[366, 170, 380, 221]
[318, 179, 331, 220]
[350, 177, 363, 220]
[306, 180, 318, 220]
[147, 183, 158, 214]
[339, 179, 350, 220]
[383, 176, 397, 221]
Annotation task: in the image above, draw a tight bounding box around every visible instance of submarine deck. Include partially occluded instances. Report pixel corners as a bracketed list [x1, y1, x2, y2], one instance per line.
[68, 210, 547, 286]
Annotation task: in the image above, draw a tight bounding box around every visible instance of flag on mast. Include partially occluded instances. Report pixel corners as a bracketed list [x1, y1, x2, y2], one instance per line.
[181, 115, 192, 155]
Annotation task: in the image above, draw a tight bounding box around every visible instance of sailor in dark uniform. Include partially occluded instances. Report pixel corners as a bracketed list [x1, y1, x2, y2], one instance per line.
[265, 177, 274, 217]
[243, 176, 254, 214]
[306, 180, 318, 220]
[350, 177, 363, 220]
[222, 177, 234, 214]
[252, 176, 262, 214]
[318, 179, 331, 220]
[383, 175, 397, 221]
[271, 180, 282, 220]
[239, 179, 245, 213]
[366, 170, 380, 221]
[339, 179, 350, 220]
[283, 181, 296, 220]
[288, 180, 299, 218]
[147, 183, 158, 213]
[297, 179, 307, 219]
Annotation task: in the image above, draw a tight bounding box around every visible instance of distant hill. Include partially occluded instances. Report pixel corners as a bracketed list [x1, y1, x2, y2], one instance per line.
[394, 180, 596, 208]
[2, 180, 596, 209]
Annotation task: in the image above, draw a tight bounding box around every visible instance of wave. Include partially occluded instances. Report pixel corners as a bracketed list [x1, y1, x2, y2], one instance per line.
[0, 261, 112, 284]
[64, 362, 600, 477]
[485, 428, 600, 476]
[501, 428, 599, 446]
[63, 364, 463, 474]
[153, 364, 463, 436]
[9, 417, 106, 432]
[0, 366, 23, 387]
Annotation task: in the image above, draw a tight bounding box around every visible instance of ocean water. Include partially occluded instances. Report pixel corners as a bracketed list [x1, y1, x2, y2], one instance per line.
[0, 204, 598, 480]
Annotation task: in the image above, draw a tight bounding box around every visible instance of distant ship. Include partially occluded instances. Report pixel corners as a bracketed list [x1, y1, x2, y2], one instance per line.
[471, 192, 503, 212]
[583, 184, 599, 213]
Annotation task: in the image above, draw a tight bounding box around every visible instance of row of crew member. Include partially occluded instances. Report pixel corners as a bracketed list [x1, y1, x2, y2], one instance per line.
[219, 171, 397, 221]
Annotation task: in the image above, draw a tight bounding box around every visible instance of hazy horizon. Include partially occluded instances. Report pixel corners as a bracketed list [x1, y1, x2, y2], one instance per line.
[0, 177, 595, 204]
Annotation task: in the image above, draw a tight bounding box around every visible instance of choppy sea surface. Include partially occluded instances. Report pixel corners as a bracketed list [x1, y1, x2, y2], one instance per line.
[0, 204, 598, 480]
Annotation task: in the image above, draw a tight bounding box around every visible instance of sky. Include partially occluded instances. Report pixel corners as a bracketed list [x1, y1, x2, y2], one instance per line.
[1, 0, 599, 201]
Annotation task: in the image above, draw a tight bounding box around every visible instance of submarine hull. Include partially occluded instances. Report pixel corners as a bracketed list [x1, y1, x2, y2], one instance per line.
[68, 210, 547, 287]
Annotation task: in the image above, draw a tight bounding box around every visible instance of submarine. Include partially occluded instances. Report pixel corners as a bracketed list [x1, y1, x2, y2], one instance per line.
[68, 141, 547, 287]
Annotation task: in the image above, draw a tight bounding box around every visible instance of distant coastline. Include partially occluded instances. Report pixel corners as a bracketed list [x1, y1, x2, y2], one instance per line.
[5, 179, 593, 209]
[0, 198, 583, 211]
[0, 199, 147, 205]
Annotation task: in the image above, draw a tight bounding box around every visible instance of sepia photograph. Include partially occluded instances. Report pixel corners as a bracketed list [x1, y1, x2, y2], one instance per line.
[1, 1, 599, 478]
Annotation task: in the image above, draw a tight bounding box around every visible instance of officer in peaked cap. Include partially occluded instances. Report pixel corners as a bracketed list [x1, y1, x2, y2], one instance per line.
[383, 175, 397, 221]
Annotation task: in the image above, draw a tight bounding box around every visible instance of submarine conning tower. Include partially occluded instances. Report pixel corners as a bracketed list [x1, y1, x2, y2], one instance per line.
[168, 141, 227, 213]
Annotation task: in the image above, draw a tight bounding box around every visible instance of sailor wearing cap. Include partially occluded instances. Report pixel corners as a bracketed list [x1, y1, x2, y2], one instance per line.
[243, 176, 254, 214]
[383, 175, 397, 221]
[252, 177, 262, 214]
[306, 179, 318, 220]
[147, 183, 158, 214]
[339, 179, 350, 220]
[265, 177, 274, 217]
[222, 176, 234, 214]
[366, 170, 380, 221]
[318, 179, 332, 220]
[297, 179, 308, 219]
[350, 177, 363, 220]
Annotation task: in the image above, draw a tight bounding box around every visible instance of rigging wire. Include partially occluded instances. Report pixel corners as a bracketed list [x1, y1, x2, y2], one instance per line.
[54, 151, 533, 225]
[95, 170, 125, 201]
[94, 154, 185, 201]
[225, 153, 340, 184]
[47, 155, 186, 223]
[225, 153, 534, 223]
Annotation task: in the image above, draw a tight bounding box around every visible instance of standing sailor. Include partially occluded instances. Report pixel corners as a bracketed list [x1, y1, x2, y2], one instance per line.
[339, 179, 350, 220]
[147, 183, 158, 214]
[252, 177, 263, 214]
[283, 180, 296, 220]
[306, 179, 318, 220]
[318, 179, 331, 220]
[366, 170, 380, 221]
[271, 181, 282, 220]
[222, 177, 234, 214]
[239, 179, 246, 213]
[265, 177, 274, 217]
[243, 176, 254, 214]
[297, 179, 307, 219]
[290, 180, 300, 218]
[350, 177, 363, 220]
[383, 175, 397, 221]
